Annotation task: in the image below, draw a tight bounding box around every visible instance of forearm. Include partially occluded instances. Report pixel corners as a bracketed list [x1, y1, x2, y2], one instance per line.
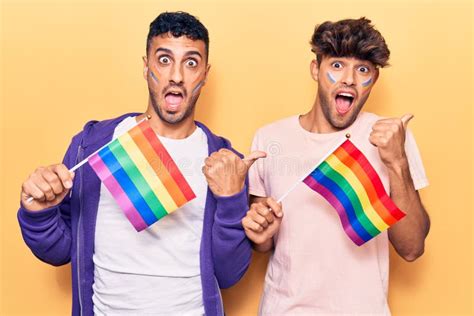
[212, 188, 252, 288]
[17, 205, 72, 266]
[387, 160, 430, 261]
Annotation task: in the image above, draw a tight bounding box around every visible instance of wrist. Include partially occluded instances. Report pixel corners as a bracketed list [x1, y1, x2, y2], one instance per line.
[19, 203, 59, 220]
[384, 156, 409, 174]
[214, 187, 248, 222]
[213, 182, 245, 197]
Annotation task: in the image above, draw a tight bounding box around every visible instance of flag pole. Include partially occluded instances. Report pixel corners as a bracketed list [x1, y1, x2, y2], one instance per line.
[25, 115, 150, 203]
[69, 116, 149, 172]
[276, 134, 351, 203]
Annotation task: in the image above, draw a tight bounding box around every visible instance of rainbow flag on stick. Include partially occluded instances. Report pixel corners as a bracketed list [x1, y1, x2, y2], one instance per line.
[279, 136, 405, 246]
[88, 118, 196, 231]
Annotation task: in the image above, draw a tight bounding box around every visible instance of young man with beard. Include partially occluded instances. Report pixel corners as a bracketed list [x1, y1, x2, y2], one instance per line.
[17, 12, 261, 316]
[243, 18, 430, 315]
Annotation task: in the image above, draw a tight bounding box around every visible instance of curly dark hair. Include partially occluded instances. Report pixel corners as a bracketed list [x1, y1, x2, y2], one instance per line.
[147, 11, 209, 60]
[310, 17, 390, 68]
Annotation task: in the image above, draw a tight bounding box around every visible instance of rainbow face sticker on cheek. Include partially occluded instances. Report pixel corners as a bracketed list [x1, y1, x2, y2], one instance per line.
[191, 80, 204, 96]
[150, 70, 159, 83]
[326, 72, 338, 84]
[361, 77, 373, 87]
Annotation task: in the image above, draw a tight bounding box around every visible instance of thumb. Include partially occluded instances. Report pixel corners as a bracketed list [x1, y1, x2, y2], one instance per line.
[243, 151, 267, 169]
[400, 113, 414, 129]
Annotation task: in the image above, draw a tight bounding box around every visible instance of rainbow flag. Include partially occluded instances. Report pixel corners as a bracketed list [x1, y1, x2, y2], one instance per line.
[88, 119, 196, 231]
[303, 139, 405, 245]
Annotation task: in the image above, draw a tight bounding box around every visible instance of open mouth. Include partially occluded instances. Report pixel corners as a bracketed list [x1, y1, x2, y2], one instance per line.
[335, 92, 355, 115]
[164, 91, 184, 109]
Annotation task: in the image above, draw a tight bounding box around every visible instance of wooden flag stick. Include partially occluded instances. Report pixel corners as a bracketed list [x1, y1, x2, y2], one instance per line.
[25, 115, 150, 203]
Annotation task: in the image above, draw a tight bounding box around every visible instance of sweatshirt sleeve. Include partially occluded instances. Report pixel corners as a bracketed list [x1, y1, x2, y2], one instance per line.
[17, 134, 80, 266]
[17, 202, 72, 266]
[211, 139, 252, 289]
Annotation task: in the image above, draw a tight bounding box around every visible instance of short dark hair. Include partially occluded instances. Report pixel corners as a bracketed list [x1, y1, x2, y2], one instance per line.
[147, 11, 210, 60]
[310, 17, 390, 68]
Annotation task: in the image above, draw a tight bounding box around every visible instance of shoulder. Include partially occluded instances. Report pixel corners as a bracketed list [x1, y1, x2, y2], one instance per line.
[195, 121, 243, 158]
[75, 112, 140, 146]
[63, 113, 140, 165]
[82, 113, 140, 138]
[254, 115, 299, 140]
[358, 111, 383, 124]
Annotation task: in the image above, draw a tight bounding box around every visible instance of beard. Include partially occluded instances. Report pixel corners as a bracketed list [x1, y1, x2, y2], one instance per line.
[318, 85, 369, 130]
[149, 88, 199, 125]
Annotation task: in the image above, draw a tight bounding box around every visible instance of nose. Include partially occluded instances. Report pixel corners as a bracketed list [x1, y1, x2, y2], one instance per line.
[170, 63, 184, 85]
[341, 68, 355, 86]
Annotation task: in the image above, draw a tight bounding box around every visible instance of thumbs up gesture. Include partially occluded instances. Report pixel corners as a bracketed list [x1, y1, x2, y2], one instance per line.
[369, 114, 414, 168]
[202, 149, 266, 197]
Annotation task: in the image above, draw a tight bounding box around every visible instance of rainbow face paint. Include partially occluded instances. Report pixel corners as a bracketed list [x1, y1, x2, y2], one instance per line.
[191, 80, 204, 96]
[361, 77, 372, 87]
[150, 70, 159, 83]
[327, 72, 337, 84]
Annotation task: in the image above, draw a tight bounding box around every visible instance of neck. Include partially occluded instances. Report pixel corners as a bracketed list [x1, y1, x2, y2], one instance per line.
[137, 105, 196, 139]
[300, 95, 338, 134]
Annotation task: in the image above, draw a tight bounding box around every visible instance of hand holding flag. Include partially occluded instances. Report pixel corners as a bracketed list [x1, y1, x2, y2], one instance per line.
[21, 164, 74, 211]
[22, 117, 197, 231]
[242, 197, 283, 247]
[265, 130, 406, 246]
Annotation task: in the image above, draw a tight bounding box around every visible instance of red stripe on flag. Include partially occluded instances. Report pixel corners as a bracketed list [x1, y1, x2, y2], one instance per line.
[333, 146, 398, 225]
[138, 121, 196, 202]
[341, 140, 405, 220]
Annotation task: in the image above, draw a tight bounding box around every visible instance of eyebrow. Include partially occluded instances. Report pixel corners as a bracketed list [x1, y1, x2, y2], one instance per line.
[155, 47, 173, 55]
[184, 51, 203, 59]
[154, 47, 203, 59]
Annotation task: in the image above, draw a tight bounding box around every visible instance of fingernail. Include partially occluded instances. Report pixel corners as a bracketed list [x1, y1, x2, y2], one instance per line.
[65, 180, 72, 189]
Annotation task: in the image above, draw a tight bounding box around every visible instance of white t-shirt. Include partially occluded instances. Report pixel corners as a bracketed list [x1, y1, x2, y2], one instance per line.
[249, 112, 428, 316]
[92, 116, 208, 315]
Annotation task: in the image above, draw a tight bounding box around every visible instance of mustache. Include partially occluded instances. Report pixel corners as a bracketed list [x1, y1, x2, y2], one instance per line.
[335, 84, 356, 91]
[161, 80, 205, 98]
[334, 85, 357, 95]
[162, 83, 187, 98]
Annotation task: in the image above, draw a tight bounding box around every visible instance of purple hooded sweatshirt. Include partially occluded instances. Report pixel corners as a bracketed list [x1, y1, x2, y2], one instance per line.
[17, 113, 252, 316]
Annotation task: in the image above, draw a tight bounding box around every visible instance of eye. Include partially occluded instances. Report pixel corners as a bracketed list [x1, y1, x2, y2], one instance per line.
[332, 62, 343, 69]
[186, 59, 198, 68]
[358, 66, 370, 73]
[158, 56, 171, 64]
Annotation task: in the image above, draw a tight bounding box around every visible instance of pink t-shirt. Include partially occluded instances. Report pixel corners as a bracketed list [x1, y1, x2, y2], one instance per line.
[249, 112, 428, 316]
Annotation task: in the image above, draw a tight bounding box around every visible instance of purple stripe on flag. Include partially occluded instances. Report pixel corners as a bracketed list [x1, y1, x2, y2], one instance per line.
[89, 153, 148, 231]
[303, 175, 365, 246]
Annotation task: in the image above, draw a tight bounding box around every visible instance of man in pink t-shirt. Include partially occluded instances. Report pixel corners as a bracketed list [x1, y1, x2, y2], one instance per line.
[243, 18, 430, 315]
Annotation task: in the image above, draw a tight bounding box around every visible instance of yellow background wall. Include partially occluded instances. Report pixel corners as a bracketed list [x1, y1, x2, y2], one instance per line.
[1, 0, 472, 315]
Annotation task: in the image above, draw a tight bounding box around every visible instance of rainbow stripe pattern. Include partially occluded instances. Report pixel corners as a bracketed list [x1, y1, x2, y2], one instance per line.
[303, 139, 405, 245]
[88, 119, 196, 231]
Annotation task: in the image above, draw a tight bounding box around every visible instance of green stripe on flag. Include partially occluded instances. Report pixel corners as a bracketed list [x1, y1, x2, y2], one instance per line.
[318, 161, 380, 236]
[108, 139, 168, 220]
